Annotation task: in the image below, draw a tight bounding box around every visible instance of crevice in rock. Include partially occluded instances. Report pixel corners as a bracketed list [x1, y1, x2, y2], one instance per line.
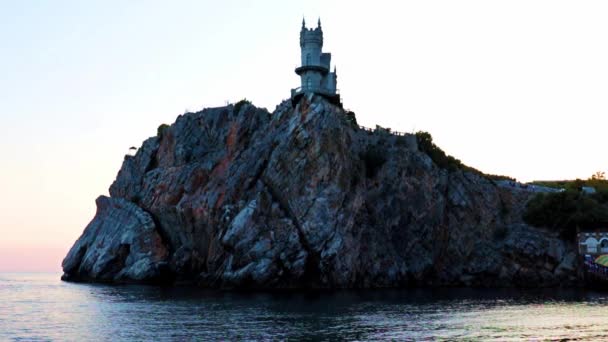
[144, 153, 159, 173]
[261, 177, 323, 287]
[432, 178, 454, 277]
[246, 158, 270, 192]
[99, 243, 131, 280]
[145, 210, 174, 258]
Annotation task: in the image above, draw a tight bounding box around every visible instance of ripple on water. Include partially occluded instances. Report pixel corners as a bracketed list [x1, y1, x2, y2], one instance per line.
[4, 274, 608, 340]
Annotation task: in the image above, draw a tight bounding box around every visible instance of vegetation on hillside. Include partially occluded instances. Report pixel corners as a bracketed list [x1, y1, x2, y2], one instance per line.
[157, 123, 169, 137]
[345, 110, 358, 126]
[234, 98, 252, 114]
[524, 190, 608, 240]
[414, 131, 515, 182]
[524, 172, 608, 240]
[530, 172, 608, 193]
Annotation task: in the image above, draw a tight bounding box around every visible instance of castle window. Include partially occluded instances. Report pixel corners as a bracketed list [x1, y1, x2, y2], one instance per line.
[306, 78, 312, 89]
[306, 54, 311, 65]
[601, 239, 608, 253]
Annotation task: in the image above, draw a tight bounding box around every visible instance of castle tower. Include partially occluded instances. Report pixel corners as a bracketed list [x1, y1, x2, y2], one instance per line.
[291, 18, 339, 102]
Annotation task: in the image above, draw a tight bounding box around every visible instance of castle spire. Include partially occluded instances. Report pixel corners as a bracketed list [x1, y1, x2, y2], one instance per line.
[292, 18, 339, 102]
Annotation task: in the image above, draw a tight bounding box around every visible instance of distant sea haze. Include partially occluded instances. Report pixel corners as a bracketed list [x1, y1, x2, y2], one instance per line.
[0, 246, 66, 273]
[3, 273, 608, 340]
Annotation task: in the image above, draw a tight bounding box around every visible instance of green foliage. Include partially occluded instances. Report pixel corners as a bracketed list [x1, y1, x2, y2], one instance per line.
[483, 173, 516, 182]
[157, 123, 169, 137]
[523, 190, 608, 240]
[414, 131, 514, 181]
[531, 178, 608, 193]
[234, 98, 252, 114]
[592, 190, 608, 204]
[592, 171, 606, 180]
[415, 131, 463, 172]
[361, 145, 387, 178]
[345, 110, 358, 126]
[586, 178, 608, 192]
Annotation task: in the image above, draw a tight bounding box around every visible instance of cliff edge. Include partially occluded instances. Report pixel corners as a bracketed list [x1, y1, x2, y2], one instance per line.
[62, 95, 579, 288]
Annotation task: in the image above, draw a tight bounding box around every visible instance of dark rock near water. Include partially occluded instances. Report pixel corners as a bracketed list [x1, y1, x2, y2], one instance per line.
[62, 95, 580, 288]
[61, 196, 170, 283]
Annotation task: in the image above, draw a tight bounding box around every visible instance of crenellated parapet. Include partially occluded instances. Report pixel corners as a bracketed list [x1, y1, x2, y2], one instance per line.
[300, 27, 323, 48]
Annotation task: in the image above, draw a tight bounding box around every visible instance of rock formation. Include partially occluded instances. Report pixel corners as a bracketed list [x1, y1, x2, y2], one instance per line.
[62, 95, 580, 288]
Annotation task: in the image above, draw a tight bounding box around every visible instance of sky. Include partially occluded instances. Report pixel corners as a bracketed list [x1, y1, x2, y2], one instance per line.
[1, 0, 607, 272]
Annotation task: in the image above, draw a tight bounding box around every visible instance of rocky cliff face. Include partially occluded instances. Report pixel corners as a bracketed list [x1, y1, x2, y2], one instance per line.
[62, 95, 580, 288]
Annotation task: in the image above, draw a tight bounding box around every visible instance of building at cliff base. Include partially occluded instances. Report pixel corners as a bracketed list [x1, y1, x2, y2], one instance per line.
[579, 231, 608, 255]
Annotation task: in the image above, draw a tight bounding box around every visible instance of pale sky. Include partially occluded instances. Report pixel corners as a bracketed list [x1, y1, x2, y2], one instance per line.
[1, 0, 607, 272]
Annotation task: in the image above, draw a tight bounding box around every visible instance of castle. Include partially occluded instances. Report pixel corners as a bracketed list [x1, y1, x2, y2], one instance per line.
[291, 18, 339, 103]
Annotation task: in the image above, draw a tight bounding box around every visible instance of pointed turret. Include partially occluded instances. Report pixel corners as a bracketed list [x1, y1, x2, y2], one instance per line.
[291, 18, 339, 104]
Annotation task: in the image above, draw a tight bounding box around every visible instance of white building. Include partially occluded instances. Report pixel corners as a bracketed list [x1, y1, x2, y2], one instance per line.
[291, 18, 339, 103]
[582, 186, 597, 195]
[578, 231, 608, 255]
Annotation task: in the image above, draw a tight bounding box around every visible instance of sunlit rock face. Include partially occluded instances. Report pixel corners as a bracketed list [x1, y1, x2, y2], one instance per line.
[62, 95, 580, 288]
[61, 196, 169, 283]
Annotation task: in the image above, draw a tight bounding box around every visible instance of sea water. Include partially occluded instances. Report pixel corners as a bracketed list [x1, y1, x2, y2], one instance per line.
[2, 273, 608, 341]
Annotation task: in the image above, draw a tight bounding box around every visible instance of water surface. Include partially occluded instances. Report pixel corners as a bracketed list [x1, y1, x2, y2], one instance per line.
[2, 273, 608, 341]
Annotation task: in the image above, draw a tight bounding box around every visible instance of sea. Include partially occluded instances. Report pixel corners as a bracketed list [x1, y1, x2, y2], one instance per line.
[2, 273, 608, 341]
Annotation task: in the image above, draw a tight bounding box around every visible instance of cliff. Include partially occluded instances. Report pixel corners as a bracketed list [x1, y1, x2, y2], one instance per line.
[62, 95, 580, 288]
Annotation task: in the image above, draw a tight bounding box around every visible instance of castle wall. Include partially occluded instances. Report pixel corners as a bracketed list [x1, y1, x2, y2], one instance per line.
[301, 72, 323, 92]
[292, 23, 338, 98]
[324, 72, 337, 93]
[301, 45, 321, 66]
[321, 53, 331, 69]
[300, 29, 323, 66]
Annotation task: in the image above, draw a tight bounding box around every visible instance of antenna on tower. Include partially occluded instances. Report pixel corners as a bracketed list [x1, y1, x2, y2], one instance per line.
[302, 16, 306, 28]
[318, 17, 322, 29]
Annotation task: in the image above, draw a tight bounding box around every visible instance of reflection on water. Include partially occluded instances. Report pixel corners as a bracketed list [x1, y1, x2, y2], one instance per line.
[2, 273, 608, 341]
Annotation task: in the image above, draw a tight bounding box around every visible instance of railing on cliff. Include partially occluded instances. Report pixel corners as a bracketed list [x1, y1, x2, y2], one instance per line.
[291, 87, 340, 98]
[357, 125, 408, 136]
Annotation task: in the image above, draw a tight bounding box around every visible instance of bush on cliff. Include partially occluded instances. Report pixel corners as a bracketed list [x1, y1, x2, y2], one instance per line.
[523, 190, 608, 240]
[157, 124, 169, 137]
[345, 110, 358, 126]
[415, 131, 463, 172]
[234, 98, 251, 114]
[415, 131, 514, 181]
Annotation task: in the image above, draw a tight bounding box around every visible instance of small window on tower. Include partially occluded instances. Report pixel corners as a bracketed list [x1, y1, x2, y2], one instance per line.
[306, 54, 311, 65]
[306, 78, 312, 89]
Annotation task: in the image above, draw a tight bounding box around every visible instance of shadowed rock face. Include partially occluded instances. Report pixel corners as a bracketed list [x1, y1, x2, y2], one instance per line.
[62, 95, 580, 288]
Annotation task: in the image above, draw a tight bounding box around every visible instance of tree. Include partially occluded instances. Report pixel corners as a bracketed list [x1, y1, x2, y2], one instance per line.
[524, 190, 608, 240]
[591, 171, 606, 181]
